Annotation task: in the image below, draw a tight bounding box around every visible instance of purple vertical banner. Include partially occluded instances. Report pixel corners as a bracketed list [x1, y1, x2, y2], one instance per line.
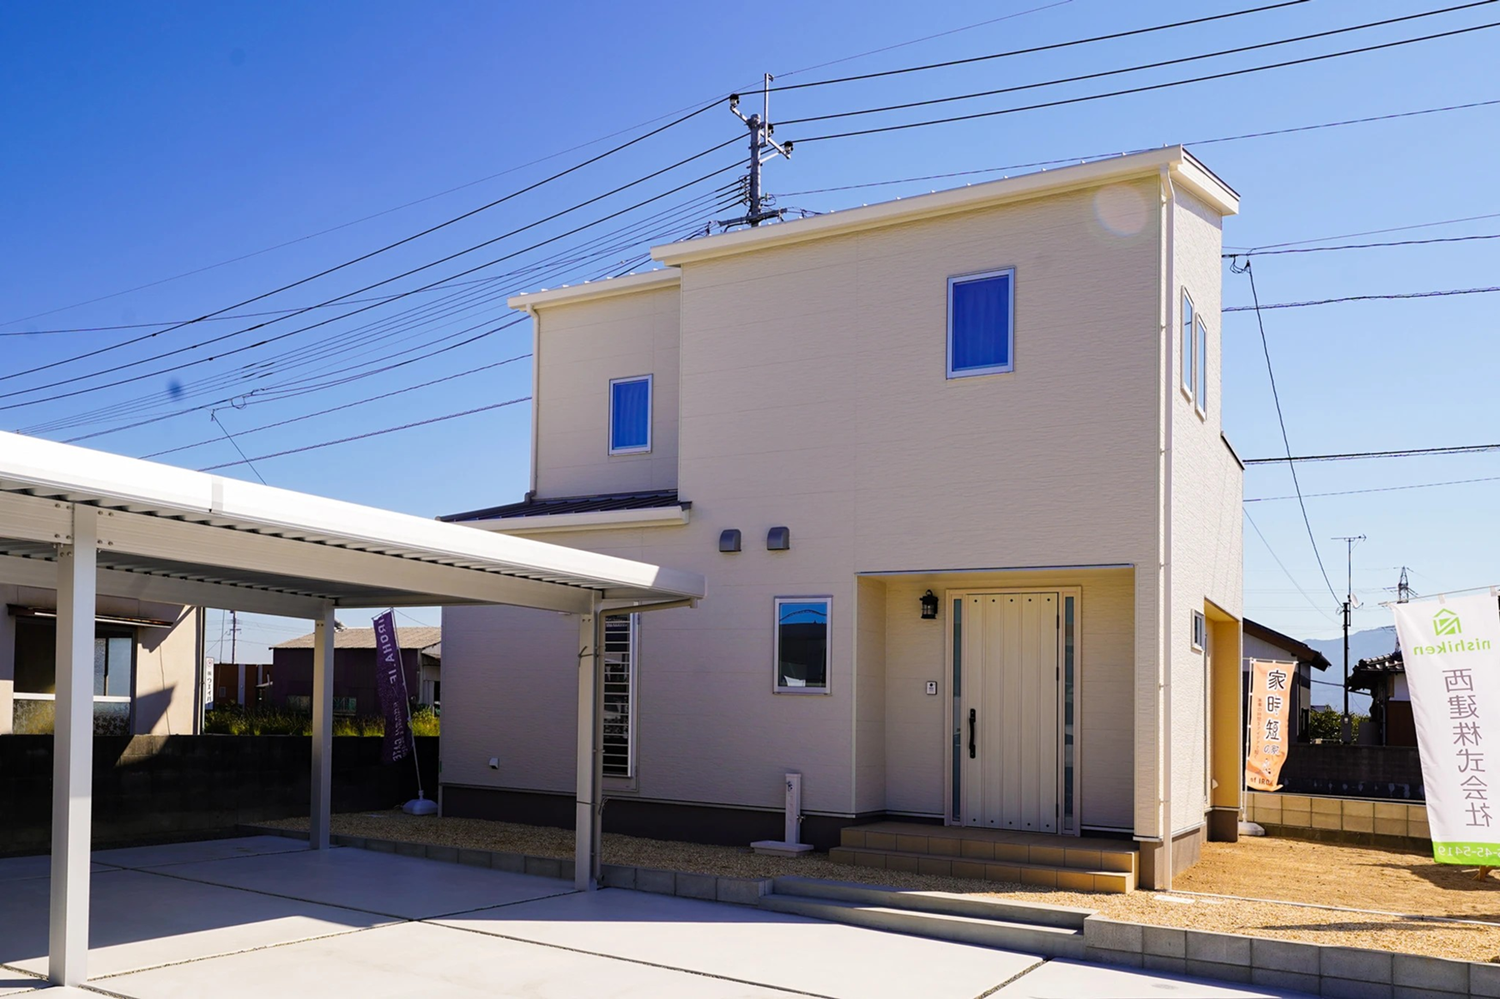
[372, 610, 413, 765]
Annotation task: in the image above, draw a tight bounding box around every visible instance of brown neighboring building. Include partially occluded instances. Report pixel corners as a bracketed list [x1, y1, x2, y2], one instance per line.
[1348, 650, 1413, 747]
[1241, 618, 1333, 744]
[269, 626, 440, 717]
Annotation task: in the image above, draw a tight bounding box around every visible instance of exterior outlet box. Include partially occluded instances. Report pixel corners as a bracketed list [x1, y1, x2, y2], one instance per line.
[925, 681, 938, 695]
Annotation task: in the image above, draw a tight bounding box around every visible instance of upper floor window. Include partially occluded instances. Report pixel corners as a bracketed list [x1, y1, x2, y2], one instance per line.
[1195, 314, 1208, 416]
[947, 269, 1014, 378]
[1181, 289, 1195, 401]
[774, 597, 830, 694]
[609, 375, 652, 455]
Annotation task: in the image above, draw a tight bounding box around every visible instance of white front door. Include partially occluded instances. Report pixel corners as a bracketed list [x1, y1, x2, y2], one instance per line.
[959, 592, 1060, 832]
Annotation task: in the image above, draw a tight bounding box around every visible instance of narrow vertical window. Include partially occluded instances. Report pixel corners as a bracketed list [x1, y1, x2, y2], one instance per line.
[1063, 595, 1076, 833]
[774, 598, 830, 693]
[1195, 315, 1208, 415]
[951, 597, 963, 821]
[609, 375, 652, 454]
[947, 269, 1015, 378]
[602, 614, 637, 778]
[1181, 289, 1195, 399]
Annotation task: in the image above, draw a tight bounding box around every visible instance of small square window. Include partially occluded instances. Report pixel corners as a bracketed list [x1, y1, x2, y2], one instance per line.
[1195, 315, 1208, 415]
[609, 375, 652, 455]
[1191, 610, 1206, 652]
[947, 269, 1014, 378]
[775, 597, 830, 694]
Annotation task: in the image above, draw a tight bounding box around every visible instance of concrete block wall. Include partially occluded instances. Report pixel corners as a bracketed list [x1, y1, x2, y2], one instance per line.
[0, 734, 438, 855]
[1084, 916, 1492, 998]
[1246, 791, 1430, 848]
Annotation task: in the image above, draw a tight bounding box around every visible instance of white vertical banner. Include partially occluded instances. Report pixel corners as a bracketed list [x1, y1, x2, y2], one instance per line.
[1392, 593, 1500, 865]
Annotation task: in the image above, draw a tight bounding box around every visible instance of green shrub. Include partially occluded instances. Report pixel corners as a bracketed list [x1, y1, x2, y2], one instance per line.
[1305, 708, 1367, 742]
[204, 704, 438, 737]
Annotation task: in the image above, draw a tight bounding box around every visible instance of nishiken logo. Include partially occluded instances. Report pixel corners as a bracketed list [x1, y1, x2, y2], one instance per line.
[1410, 608, 1490, 656]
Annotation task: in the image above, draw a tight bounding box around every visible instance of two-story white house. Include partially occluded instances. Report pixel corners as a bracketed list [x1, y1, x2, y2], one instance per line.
[439, 146, 1244, 890]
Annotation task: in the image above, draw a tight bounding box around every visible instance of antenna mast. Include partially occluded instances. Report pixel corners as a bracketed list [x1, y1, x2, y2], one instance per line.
[720, 74, 793, 229]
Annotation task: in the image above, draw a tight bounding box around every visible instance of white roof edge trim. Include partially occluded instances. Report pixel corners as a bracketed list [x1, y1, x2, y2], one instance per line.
[458, 506, 690, 535]
[507, 267, 681, 313]
[0, 431, 705, 602]
[652, 146, 1238, 267]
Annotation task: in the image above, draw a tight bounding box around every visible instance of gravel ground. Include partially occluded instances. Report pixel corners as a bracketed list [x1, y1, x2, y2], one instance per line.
[263, 812, 1500, 963]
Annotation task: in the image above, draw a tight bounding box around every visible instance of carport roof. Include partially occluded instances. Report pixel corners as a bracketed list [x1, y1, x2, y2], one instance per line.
[0, 430, 705, 617]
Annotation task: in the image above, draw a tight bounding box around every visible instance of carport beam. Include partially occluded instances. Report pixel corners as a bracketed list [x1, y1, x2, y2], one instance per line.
[49, 505, 97, 986]
[575, 604, 604, 890]
[310, 604, 336, 850]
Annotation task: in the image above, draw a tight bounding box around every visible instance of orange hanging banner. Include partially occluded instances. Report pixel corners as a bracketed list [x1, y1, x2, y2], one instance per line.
[1245, 659, 1295, 792]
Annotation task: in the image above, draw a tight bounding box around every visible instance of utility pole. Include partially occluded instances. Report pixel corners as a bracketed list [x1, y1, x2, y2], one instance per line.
[1332, 535, 1366, 743]
[1397, 566, 1415, 603]
[720, 74, 793, 229]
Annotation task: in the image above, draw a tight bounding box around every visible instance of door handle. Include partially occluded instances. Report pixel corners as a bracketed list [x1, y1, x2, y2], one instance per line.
[968, 708, 976, 759]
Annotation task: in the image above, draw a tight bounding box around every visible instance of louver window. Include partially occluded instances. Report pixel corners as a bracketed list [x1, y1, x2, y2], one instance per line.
[602, 614, 637, 779]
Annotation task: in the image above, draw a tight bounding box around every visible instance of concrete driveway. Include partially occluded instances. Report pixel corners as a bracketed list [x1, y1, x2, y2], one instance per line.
[0, 837, 1315, 998]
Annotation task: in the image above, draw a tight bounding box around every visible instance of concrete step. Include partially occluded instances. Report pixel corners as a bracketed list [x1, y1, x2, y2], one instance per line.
[840, 824, 1137, 878]
[772, 876, 1090, 929]
[829, 846, 1134, 894]
[760, 892, 1086, 958]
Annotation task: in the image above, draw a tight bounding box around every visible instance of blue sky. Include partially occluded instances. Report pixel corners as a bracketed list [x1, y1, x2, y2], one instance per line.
[4, 0, 1497, 662]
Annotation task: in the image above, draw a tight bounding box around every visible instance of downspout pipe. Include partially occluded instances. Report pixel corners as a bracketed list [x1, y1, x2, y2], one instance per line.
[1158, 164, 1176, 890]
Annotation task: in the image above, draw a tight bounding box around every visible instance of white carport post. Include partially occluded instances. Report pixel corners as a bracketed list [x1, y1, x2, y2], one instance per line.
[309, 603, 336, 850]
[49, 505, 97, 986]
[574, 600, 604, 890]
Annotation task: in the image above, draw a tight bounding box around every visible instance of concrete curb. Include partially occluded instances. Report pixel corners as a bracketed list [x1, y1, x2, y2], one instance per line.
[1083, 916, 1494, 998]
[240, 824, 772, 906]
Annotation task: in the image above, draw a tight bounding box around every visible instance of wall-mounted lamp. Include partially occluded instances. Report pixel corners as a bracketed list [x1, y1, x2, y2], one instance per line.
[920, 590, 939, 620]
[767, 526, 790, 551]
[719, 529, 742, 553]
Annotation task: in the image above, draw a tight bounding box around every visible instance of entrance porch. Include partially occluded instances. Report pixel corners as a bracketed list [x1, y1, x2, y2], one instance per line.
[832, 821, 1137, 894]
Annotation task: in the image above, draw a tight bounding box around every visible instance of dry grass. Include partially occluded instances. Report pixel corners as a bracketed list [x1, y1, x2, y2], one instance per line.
[263, 812, 1500, 963]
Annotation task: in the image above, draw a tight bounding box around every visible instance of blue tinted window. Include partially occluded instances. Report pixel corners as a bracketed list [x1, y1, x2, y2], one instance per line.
[609, 376, 651, 454]
[948, 270, 1014, 377]
[776, 598, 829, 692]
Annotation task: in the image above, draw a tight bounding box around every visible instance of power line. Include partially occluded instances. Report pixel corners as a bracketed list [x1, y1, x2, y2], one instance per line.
[1228, 208, 1500, 252]
[1, 100, 721, 340]
[1245, 443, 1500, 465]
[1235, 258, 1341, 604]
[1224, 285, 1500, 311]
[32, 203, 724, 442]
[210, 411, 267, 486]
[781, 2, 1487, 127]
[141, 350, 534, 460]
[0, 156, 740, 412]
[0, 141, 738, 397]
[770, 0, 1310, 93]
[1244, 508, 1338, 624]
[197, 396, 532, 472]
[1224, 232, 1500, 257]
[1246, 474, 1500, 502]
[775, 1, 1074, 78]
[24, 193, 730, 438]
[789, 18, 1500, 144]
[778, 97, 1500, 197]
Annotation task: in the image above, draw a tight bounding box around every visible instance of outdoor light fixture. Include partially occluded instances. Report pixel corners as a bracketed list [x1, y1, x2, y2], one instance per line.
[719, 529, 742, 553]
[920, 590, 939, 620]
[767, 526, 790, 551]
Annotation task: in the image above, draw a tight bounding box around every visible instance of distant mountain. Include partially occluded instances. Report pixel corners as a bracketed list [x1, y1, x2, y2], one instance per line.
[1304, 625, 1399, 668]
[1301, 626, 1397, 717]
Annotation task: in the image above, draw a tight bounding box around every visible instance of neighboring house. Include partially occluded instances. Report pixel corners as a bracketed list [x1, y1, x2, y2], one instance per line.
[1349, 649, 1413, 747]
[0, 589, 204, 735]
[440, 147, 1244, 889]
[269, 626, 439, 717]
[1241, 617, 1333, 744]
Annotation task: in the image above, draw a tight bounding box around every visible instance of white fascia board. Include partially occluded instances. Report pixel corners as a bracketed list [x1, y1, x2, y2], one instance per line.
[0, 431, 706, 604]
[506, 268, 681, 313]
[459, 506, 690, 535]
[0, 554, 327, 619]
[653, 146, 1237, 267]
